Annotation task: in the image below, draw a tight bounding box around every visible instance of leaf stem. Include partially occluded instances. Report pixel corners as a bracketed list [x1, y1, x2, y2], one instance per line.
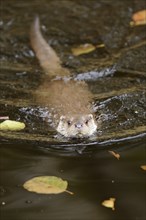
[0, 116, 9, 120]
[65, 190, 74, 195]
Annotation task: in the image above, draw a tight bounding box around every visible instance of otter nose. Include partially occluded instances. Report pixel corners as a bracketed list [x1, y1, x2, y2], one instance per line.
[75, 123, 83, 129]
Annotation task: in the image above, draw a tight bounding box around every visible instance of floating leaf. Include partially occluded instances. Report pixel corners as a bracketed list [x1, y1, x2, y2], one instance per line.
[71, 43, 105, 56]
[108, 151, 120, 160]
[23, 176, 73, 195]
[141, 165, 146, 171]
[102, 198, 116, 210]
[71, 43, 96, 56]
[0, 120, 25, 131]
[130, 10, 146, 26]
[132, 10, 146, 22]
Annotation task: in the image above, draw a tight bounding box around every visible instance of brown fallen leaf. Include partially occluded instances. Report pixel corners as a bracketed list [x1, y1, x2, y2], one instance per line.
[102, 198, 116, 210]
[140, 165, 146, 171]
[23, 176, 73, 195]
[108, 151, 120, 160]
[132, 10, 146, 22]
[130, 9, 146, 26]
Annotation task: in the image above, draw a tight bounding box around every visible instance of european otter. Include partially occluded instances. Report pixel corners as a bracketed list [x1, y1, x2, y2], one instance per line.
[30, 17, 97, 138]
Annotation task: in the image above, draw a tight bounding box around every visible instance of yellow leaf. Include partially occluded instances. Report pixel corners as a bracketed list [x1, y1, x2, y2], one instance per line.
[23, 176, 73, 195]
[0, 120, 25, 131]
[141, 165, 146, 171]
[108, 151, 120, 160]
[71, 43, 96, 56]
[102, 198, 116, 210]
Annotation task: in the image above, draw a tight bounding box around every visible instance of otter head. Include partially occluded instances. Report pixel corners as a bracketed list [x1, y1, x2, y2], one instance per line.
[56, 114, 97, 138]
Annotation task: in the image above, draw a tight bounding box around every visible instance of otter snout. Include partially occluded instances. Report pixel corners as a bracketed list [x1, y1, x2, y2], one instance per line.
[75, 123, 83, 129]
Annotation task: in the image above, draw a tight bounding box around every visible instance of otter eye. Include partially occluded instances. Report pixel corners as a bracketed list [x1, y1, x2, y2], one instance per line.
[67, 121, 71, 126]
[85, 120, 88, 125]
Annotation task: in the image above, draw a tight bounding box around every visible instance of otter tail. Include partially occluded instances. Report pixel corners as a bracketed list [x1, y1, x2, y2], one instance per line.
[30, 17, 70, 77]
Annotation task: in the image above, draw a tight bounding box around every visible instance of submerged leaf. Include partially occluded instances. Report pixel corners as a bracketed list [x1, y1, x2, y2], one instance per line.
[23, 176, 73, 195]
[0, 120, 25, 131]
[102, 198, 116, 210]
[140, 165, 146, 171]
[108, 151, 120, 160]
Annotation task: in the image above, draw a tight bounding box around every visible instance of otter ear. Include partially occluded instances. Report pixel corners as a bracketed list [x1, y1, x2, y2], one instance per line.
[60, 115, 66, 121]
[88, 114, 93, 120]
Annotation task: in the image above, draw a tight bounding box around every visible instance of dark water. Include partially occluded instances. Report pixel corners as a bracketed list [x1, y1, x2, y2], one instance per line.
[0, 0, 146, 219]
[0, 141, 146, 220]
